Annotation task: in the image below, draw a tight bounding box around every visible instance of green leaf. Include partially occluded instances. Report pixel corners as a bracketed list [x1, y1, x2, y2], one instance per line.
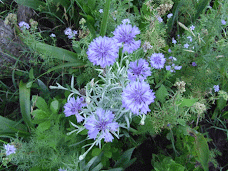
[19, 81, 34, 129]
[32, 96, 49, 113]
[100, 0, 111, 36]
[155, 84, 168, 103]
[15, 0, 45, 10]
[179, 98, 198, 107]
[29, 68, 35, 79]
[92, 148, 102, 156]
[50, 100, 59, 114]
[194, 134, 209, 171]
[104, 151, 112, 158]
[32, 109, 48, 120]
[37, 121, 51, 132]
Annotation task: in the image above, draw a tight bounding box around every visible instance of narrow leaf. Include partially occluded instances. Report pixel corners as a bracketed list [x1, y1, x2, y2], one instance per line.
[100, 0, 111, 36]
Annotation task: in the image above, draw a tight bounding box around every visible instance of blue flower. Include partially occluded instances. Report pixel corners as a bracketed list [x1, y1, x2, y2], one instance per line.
[64, 28, 77, 39]
[213, 85, 219, 92]
[122, 81, 156, 115]
[187, 36, 192, 42]
[18, 21, 30, 29]
[87, 36, 120, 68]
[85, 108, 119, 142]
[128, 59, 151, 81]
[156, 16, 163, 22]
[221, 19, 226, 25]
[58, 168, 67, 171]
[150, 53, 166, 69]
[192, 62, 197, 66]
[4, 144, 16, 156]
[190, 25, 195, 31]
[50, 33, 56, 38]
[167, 13, 173, 19]
[168, 49, 172, 53]
[64, 97, 86, 122]
[99, 9, 103, 13]
[113, 24, 141, 53]
[184, 43, 189, 48]
[172, 38, 177, 44]
[122, 19, 131, 24]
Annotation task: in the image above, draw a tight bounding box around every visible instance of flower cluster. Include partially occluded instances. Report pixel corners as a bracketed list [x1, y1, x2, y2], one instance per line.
[165, 56, 182, 72]
[85, 108, 119, 142]
[4, 144, 16, 156]
[213, 85, 219, 92]
[18, 21, 30, 30]
[64, 96, 86, 122]
[64, 27, 77, 39]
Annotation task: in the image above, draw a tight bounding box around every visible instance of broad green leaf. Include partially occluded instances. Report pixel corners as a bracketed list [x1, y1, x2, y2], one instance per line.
[179, 98, 198, 107]
[100, 0, 111, 36]
[37, 121, 51, 132]
[104, 151, 112, 158]
[15, 0, 45, 10]
[19, 81, 34, 129]
[32, 109, 48, 120]
[194, 134, 209, 171]
[50, 100, 59, 114]
[155, 84, 168, 103]
[92, 148, 102, 156]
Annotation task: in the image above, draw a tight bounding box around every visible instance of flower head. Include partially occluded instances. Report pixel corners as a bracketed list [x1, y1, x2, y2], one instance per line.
[19, 21, 30, 29]
[172, 37, 177, 44]
[99, 9, 103, 13]
[167, 13, 173, 19]
[113, 24, 141, 54]
[187, 36, 192, 42]
[168, 49, 172, 53]
[50, 33, 56, 37]
[64, 97, 86, 122]
[85, 108, 119, 142]
[192, 62, 197, 66]
[184, 43, 189, 48]
[64, 27, 77, 39]
[87, 36, 120, 68]
[213, 85, 219, 92]
[122, 81, 156, 115]
[128, 59, 151, 81]
[156, 16, 163, 22]
[122, 19, 130, 24]
[221, 19, 226, 25]
[190, 25, 195, 31]
[150, 53, 166, 69]
[4, 144, 16, 156]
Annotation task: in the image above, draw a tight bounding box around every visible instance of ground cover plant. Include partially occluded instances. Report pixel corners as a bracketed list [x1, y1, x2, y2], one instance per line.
[0, 0, 228, 170]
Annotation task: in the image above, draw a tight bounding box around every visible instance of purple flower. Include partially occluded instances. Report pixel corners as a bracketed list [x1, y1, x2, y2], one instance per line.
[113, 24, 141, 54]
[50, 33, 56, 37]
[58, 168, 67, 171]
[213, 85, 219, 92]
[192, 62, 197, 66]
[128, 59, 151, 81]
[187, 36, 192, 42]
[64, 97, 86, 122]
[168, 49, 172, 53]
[85, 108, 119, 142]
[122, 81, 156, 115]
[4, 144, 16, 156]
[184, 43, 189, 48]
[150, 53, 166, 69]
[167, 13, 173, 19]
[166, 65, 171, 71]
[99, 9, 103, 13]
[64, 28, 77, 39]
[174, 65, 182, 70]
[221, 19, 226, 25]
[87, 36, 120, 68]
[18, 21, 30, 29]
[122, 19, 131, 24]
[190, 25, 195, 31]
[156, 16, 163, 22]
[172, 38, 177, 44]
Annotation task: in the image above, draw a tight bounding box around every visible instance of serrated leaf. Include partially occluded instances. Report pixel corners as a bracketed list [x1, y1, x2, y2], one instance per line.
[32, 96, 49, 113]
[155, 84, 168, 103]
[92, 148, 102, 156]
[194, 134, 209, 171]
[50, 100, 59, 114]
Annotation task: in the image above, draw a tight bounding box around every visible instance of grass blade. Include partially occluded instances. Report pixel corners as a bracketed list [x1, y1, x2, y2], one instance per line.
[19, 81, 34, 129]
[100, 0, 111, 36]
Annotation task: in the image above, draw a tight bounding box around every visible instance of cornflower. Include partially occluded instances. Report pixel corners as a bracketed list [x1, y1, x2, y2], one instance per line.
[64, 96, 86, 122]
[85, 108, 119, 142]
[150, 53, 166, 69]
[113, 24, 141, 53]
[122, 81, 156, 115]
[87, 36, 120, 68]
[4, 144, 16, 156]
[128, 59, 151, 81]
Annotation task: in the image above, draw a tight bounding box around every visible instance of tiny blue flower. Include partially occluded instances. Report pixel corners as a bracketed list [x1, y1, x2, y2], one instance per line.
[187, 36, 192, 42]
[50, 33, 56, 37]
[192, 62, 197, 66]
[213, 85, 219, 92]
[19, 21, 30, 29]
[99, 9, 103, 13]
[167, 13, 173, 19]
[168, 49, 172, 53]
[190, 25, 195, 31]
[172, 38, 177, 44]
[184, 43, 189, 48]
[221, 19, 226, 25]
[4, 144, 16, 156]
[122, 19, 131, 24]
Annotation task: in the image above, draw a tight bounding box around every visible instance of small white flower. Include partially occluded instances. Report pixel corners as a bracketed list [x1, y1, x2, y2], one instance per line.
[122, 19, 130, 25]
[50, 33, 56, 37]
